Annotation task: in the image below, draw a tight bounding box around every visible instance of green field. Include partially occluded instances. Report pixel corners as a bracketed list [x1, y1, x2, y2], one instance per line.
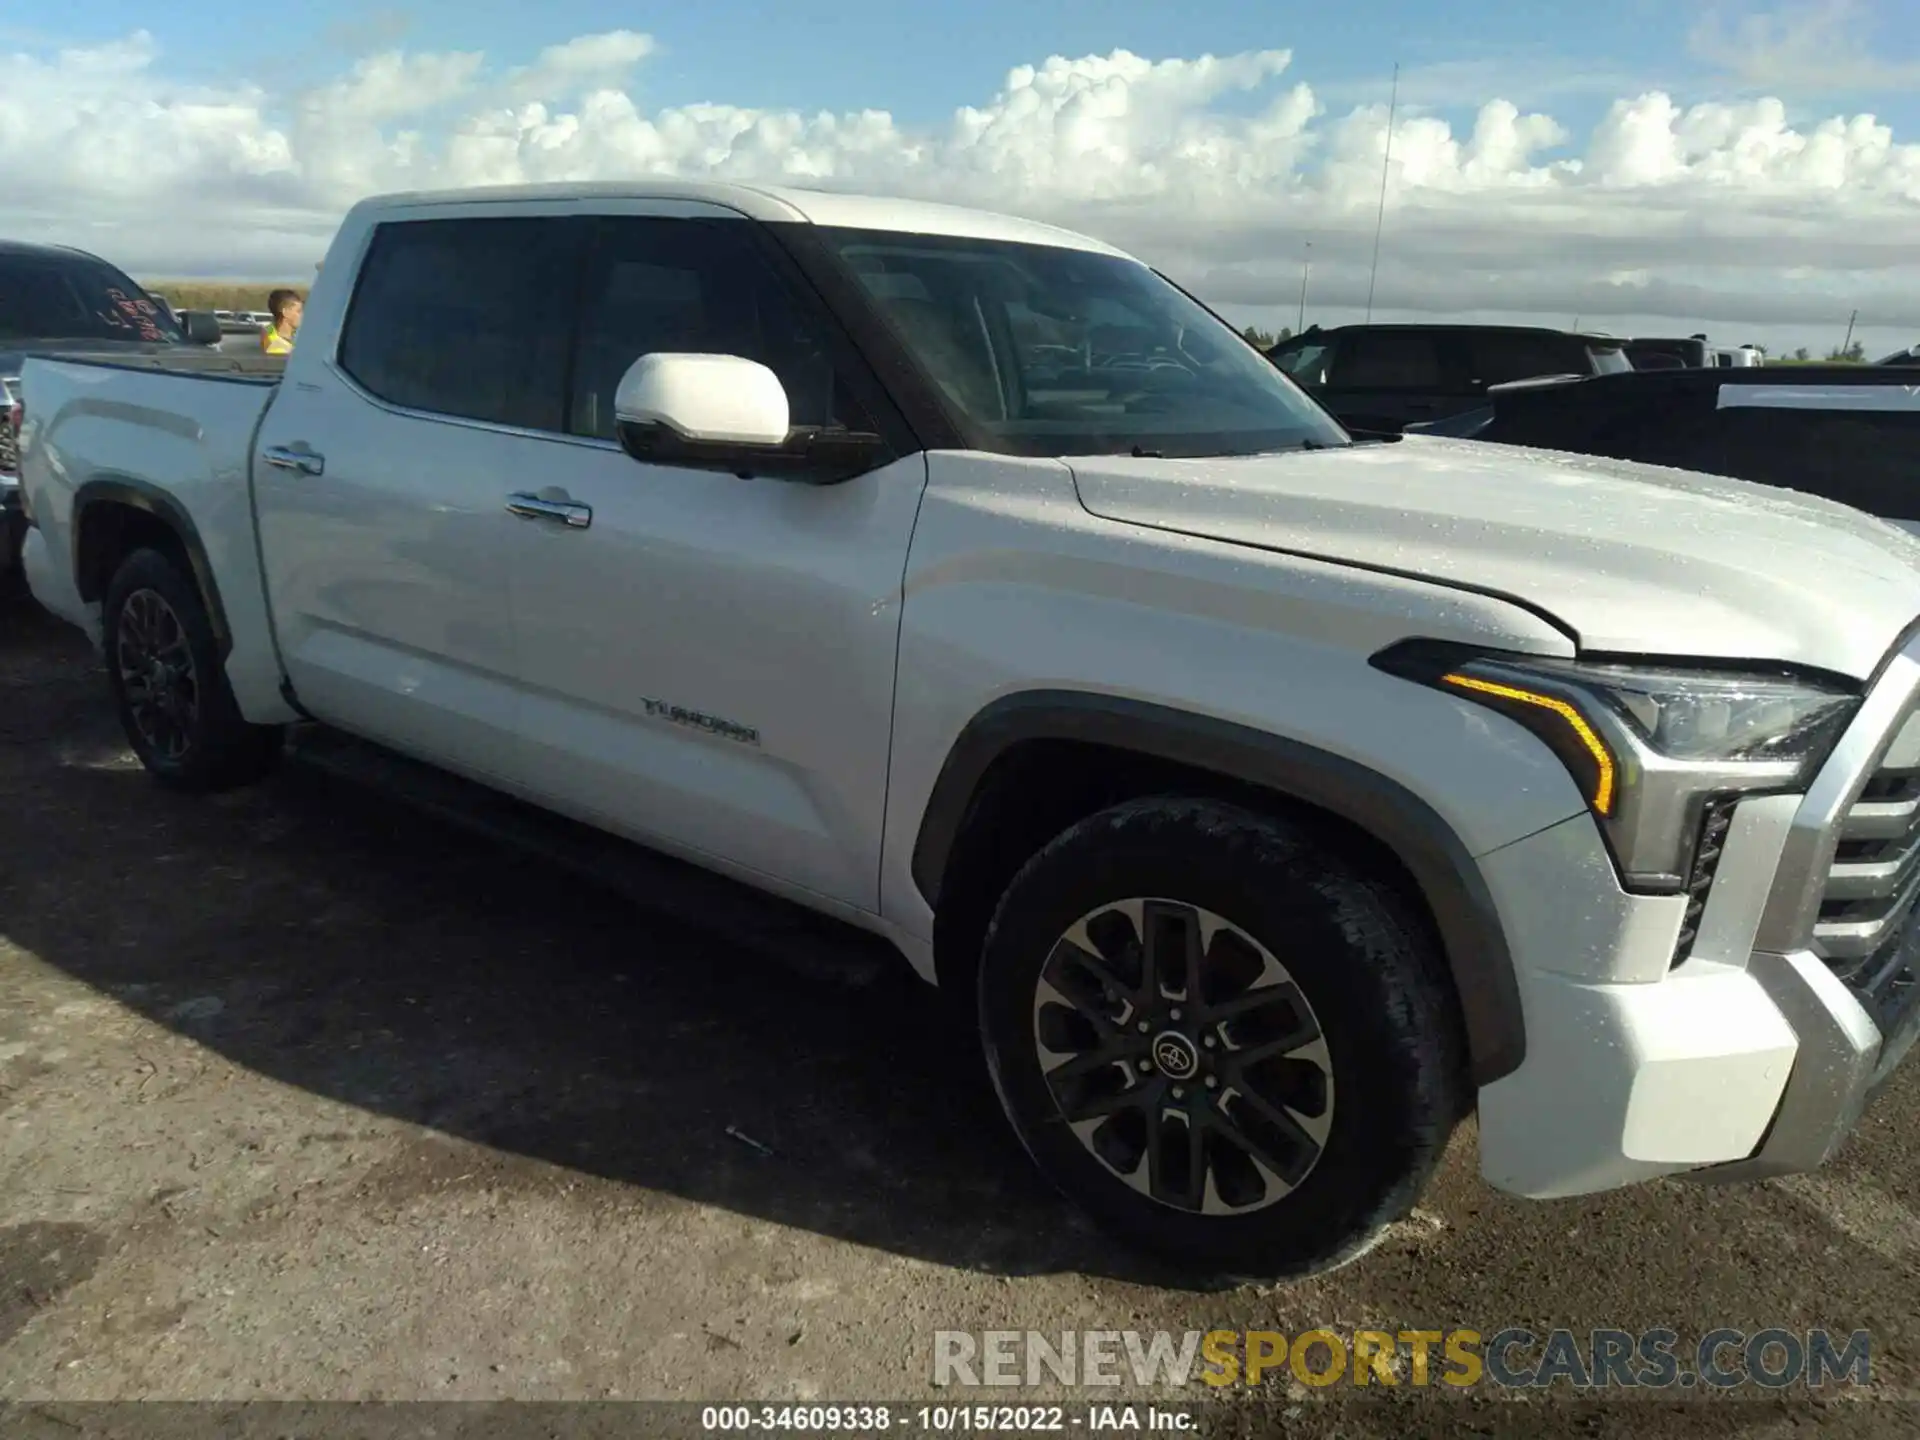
[141, 281, 309, 313]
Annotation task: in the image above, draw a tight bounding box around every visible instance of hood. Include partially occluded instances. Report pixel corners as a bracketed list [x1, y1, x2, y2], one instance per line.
[1068, 436, 1920, 681]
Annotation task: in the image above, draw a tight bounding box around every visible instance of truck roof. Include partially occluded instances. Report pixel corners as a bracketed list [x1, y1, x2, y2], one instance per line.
[1277, 321, 1626, 348]
[349, 180, 1131, 258]
[0, 238, 103, 263]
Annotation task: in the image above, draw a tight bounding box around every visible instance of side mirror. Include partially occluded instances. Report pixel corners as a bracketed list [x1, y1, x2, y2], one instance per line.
[612, 352, 888, 484]
[182, 312, 224, 347]
[615, 353, 790, 448]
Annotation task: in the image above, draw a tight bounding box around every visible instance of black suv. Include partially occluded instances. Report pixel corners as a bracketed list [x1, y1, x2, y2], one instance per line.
[1266, 323, 1631, 435]
[1, 240, 224, 584]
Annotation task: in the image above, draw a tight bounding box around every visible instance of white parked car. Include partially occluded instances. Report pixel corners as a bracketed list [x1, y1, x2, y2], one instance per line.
[16, 181, 1920, 1277]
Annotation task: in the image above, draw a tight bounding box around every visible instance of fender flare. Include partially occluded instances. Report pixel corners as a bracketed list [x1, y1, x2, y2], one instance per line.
[71, 476, 232, 656]
[910, 690, 1525, 1085]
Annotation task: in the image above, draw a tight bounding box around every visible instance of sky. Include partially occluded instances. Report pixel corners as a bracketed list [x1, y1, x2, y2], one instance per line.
[5, 0, 1919, 357]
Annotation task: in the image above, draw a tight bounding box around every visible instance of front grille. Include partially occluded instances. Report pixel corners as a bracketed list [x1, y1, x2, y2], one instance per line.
[1816, 709, 1920, 1024]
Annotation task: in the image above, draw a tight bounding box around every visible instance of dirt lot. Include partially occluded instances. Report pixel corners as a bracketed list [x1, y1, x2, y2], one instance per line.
[2, 598, 1918, 1436]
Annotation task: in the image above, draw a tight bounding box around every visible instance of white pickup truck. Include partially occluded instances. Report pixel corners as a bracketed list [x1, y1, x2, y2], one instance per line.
[18, 181, 1920, 1279]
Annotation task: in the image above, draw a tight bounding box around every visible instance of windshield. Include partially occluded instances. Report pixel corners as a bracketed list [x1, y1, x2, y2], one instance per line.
[0, 253, 183, 345]
[814, 228, 1349, 458]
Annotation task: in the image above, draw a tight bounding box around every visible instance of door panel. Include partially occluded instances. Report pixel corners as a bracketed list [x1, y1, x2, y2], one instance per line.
[252, 214, 579, 780]
[510, 449, 928, 907]
[506, 213, 927, 909]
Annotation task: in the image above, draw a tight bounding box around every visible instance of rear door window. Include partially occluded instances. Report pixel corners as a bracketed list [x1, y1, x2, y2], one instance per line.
[1328, 331, 1445, 390]
[337, 216, 579, 433]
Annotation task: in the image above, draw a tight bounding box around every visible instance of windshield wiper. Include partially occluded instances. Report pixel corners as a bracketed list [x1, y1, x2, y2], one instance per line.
[1129, 445, 1165, 459]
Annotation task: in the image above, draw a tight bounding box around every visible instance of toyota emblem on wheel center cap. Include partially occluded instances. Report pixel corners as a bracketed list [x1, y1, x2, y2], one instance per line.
[1151, 1031, 1200, 1080]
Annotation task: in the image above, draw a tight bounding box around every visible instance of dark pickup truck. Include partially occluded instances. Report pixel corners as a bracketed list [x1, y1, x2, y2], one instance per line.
[1266, 322, 1631, 436]
[2, 240, 226, 584]
[1410, 365, 1920, 535]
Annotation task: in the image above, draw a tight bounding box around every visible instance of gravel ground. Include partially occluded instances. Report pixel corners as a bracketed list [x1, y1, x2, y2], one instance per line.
[2, 596, 1917, 1437]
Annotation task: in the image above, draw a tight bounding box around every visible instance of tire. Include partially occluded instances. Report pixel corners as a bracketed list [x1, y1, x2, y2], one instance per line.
[102, 547, 283, 791]
[977, 795, 1466, 1280]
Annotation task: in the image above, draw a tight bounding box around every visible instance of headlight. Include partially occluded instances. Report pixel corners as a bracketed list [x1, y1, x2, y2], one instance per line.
[1375, 644, 1860, 893]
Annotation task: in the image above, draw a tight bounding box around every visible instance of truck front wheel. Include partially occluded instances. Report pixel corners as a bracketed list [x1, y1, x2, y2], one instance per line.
[977, 796, 1466, 1280]
[102, 547, 283, 791]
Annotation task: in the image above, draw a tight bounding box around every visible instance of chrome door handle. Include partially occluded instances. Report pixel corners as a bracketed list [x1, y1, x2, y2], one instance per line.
[262, 445, 324, 476]
[506, 492, 593, 528]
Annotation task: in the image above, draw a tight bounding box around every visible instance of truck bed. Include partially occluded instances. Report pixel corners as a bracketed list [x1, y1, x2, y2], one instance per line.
[33, 347, 286, 381]
[18, 350, 288, 720]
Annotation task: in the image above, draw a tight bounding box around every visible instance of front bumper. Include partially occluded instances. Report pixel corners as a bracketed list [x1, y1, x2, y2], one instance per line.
[1474, 628, 1920, 1200]
[1693, 939, 1920, 1183]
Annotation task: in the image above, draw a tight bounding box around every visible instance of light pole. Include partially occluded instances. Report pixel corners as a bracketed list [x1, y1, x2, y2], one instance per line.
[1364, 62, 1399, 325]
[1297, 241, 1312, 334]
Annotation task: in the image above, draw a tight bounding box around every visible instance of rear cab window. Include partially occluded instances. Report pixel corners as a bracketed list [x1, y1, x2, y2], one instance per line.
[0, 252, 182, 345]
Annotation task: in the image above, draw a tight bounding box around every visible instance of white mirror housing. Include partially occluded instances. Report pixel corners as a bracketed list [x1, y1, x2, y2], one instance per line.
[613, 353, 791, 448]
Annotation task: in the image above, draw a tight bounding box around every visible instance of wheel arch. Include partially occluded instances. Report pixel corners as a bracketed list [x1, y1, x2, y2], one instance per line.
[71, 476, 232, 657]
[910, 690, 1525, 1086]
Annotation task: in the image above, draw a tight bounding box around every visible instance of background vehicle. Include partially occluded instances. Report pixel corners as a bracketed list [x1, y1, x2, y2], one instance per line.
[170, 311, 229, 348]
[1878, 345, 1920, 368]
[18, 182, 1920, 1279]
[1407, 365, 1920, 532]
[0, 240, 222, 584]
[1266, 322, 1631, 434]
[1625, 336, 1713, 369]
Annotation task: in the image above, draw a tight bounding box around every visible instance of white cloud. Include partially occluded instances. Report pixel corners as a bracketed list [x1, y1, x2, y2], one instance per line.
[507, 30, 656, 102]
[1314, 54, 1659, 113]
[1689, 0, 1920, 95]
[3, 29, 1919, 347]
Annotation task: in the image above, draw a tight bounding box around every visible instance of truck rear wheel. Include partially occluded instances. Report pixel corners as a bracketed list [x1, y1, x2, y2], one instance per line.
[102, 547, 283, 791]
[977, 796, 1465, 1280]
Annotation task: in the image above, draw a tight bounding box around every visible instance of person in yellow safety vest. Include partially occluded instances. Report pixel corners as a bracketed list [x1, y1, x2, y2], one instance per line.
[261, 289, 303, 355]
